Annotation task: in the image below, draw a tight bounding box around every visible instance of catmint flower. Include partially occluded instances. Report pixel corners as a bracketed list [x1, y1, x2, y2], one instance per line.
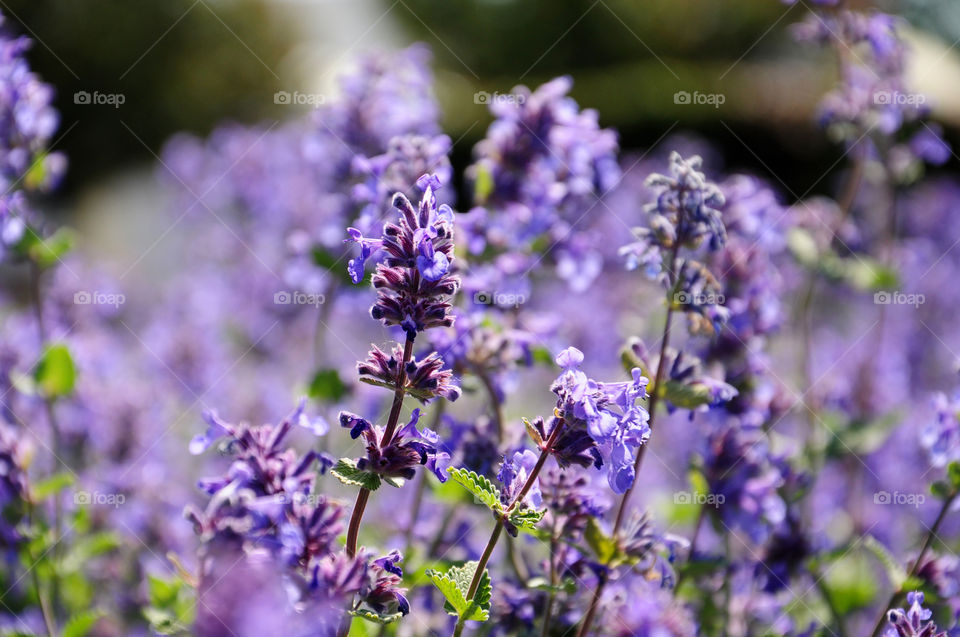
[643, 152, 726, 251]
[346, 173, 460, 340]
[340, 408, 450, 482]
[701, 422, 787, 544]
[886, 592, 947, 637]
[497, 449, 542, 536]
[922, 389, 960, 468]
[365, 550, 410, 615]
[625, 339, 737, 414]
[551, 347, 651, 494]
[357, 343, 460, 403]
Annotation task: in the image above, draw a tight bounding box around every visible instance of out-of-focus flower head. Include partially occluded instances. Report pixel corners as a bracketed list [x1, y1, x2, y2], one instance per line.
[923, 388, 960, 469]
[465, 75, 619, 290]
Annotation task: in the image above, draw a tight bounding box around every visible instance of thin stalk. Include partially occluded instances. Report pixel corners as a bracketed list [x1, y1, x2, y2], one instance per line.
[673, 503, 707, 593]
[577, 244, 680, 637]
[452, 421, 566, 637]
[404, 401, 447, 555]
[868, 491, 957, 637]
[24, 496, 57, 637]
[475, 368, 504, 443]
[29, 264, 63, 618]
[813, 568, 849, 637]
[345, 336, 415, 558]
[540, 528, 558, 637]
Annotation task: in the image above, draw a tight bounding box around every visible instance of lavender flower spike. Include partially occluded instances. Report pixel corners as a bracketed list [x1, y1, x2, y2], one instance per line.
[346, 173, 460, 340]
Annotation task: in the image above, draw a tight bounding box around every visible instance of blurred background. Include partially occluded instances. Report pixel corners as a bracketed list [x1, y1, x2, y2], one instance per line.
[8, 0, 960, 235]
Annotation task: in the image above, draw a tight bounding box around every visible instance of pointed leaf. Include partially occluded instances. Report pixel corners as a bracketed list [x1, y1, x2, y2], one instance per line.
[350, 608, 404, 625]
[447, 467, 502, 514]
[331, 458, 381, 491]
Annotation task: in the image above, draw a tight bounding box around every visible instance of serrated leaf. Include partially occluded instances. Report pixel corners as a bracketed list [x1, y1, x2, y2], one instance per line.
[63, 611, 102, 637]
[447, 467, 502, 513]
[308, 368, 350, 402]
[509, 507, 545, 532]
[350, 608, 404, 625]
[863, 535, 907, 589]
[331, 458, 381, 491]
[35, 343, 76, 399]
[426, 561, 491, 622]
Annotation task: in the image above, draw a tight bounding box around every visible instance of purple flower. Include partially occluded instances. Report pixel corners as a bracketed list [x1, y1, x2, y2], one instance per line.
[340, 408, 450, 482]
[885, 592, 947, 637]
[551, 347, 651, 493]
[923, 389, 960, 468]
[350, 173, 460, 340]
[357, 343, 460, 403]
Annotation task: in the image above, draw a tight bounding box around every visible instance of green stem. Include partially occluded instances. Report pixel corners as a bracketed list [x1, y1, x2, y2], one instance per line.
[454, 421, 566, 637]
[24, 495, 57, 637]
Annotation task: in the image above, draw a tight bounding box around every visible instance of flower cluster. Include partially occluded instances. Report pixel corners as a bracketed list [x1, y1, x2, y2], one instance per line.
[346, 174, 459, 339]
[340, 408, 450, 482]
[885, 592, 948, 637]
[550, 347, 650, 493]
[923, 388, 960, 469]
[357, 343, 461, 403]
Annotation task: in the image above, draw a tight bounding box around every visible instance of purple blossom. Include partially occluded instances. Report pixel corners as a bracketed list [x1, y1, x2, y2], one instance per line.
[340, 408, 450, 482]
[885, 592, 948, 637]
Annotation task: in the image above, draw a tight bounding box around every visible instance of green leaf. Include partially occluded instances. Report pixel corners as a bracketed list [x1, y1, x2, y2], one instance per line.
[508, 507, 545, 532]
[584, 517, 617, 564]
[307, 368, 350, 402]
[350, 608, 404, 625]
[21, 227, 75, 268]
[522, 418, 543, 447]
[473, 164, 494, 205]
[312, 246, 357, 285]
[931, 480, 952, 500]
[331, 458, 381, 491]
[426, 561, 491, 622]
[529, 345, 555, 367]
[948, 461, 960, 490]
[35, 343, 76, 399]
[63, 611, 102, 637]
[660, 380, 713, 410]
[31, 473, 75, 500]
[447, 467, 502, 513]
[787, 228, 819, 267]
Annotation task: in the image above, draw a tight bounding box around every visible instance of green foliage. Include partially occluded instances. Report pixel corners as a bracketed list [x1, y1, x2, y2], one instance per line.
[447, 467, 502, 512]
[350, 608, 404, 625]
[63, 610, 103, 637]
[508, 507, 545, 533]
[584, 517, 618, 564]
[18, 227, 75, 269]
[787, 227, 900, 291]
[426, 561, 491, 622]
[35, 343, 77, 399]
[307, 368, 350, 402]
[144, 573, 196, 635]
[331, 458, 381, 491]
[31, 473, 75, 501]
